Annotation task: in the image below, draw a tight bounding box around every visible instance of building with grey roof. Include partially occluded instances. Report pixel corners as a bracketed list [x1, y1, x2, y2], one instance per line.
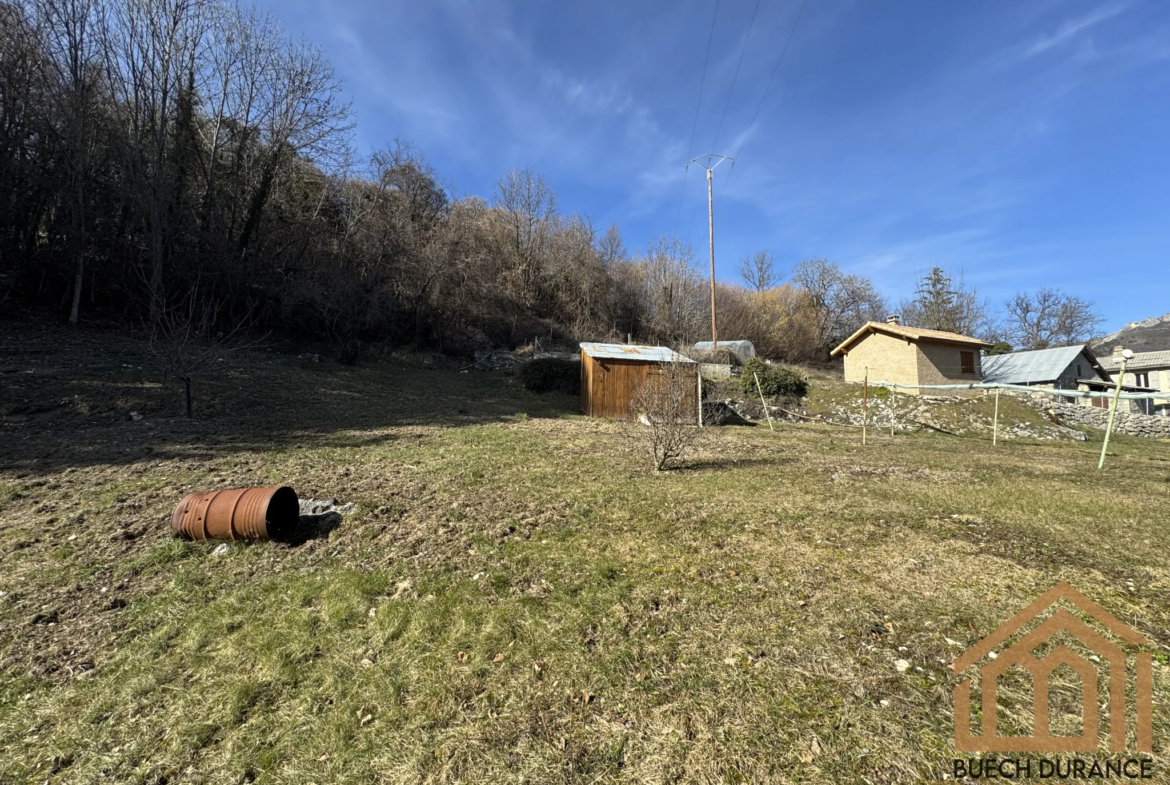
[1098, 347, 1170, 416]
[981, 345, 1106, 389]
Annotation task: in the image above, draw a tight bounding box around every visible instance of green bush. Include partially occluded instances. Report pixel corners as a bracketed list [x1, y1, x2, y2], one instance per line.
[740, 358, 808, 399]
[518, 358, 580, 395]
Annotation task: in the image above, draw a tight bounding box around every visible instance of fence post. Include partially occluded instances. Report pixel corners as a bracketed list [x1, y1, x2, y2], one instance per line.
[1098, 357, 1129, 470]
[993, 389, 1000, 446]
[697, 368, 703, 427]
[754, 372, 775, 432]
[890, 385, 896, 437]
[862, 367, 868, 446]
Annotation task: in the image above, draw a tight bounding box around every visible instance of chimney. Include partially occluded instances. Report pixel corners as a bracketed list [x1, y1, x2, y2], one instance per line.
[1113, 345, 1124, 360]
[886, 315, 901, 326]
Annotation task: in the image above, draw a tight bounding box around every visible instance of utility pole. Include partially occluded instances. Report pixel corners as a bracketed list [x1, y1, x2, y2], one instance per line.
[686, 154, 733, 349]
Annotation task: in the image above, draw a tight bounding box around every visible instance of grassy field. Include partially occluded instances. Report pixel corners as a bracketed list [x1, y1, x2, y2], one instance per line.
[2, 325, 1169, 784]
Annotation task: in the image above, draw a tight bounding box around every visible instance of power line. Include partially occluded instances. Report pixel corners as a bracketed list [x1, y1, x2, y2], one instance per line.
[714, 0, 809, 211]
[683, 0, 760, 252]
[672, 0, 721, 240]
[710, 0, 762, 154]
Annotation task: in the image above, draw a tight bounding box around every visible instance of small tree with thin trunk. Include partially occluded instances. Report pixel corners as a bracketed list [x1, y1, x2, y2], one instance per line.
[150, 286, 254, 417]
[628, 362, 701, 471]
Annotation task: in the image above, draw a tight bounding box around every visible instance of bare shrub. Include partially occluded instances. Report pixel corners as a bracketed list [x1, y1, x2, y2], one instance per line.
[713, 283, 824, 364]
[628, 362, 701, 471]
[150, 286, 257, 417]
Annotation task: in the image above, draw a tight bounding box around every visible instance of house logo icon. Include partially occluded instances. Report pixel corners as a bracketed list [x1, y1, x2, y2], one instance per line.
[952, 581, 1154, 753]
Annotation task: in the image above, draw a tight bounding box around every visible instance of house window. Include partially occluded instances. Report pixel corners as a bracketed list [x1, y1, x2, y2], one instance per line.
[1135, 372, 1150, 388]
[960, 351, 975, 375]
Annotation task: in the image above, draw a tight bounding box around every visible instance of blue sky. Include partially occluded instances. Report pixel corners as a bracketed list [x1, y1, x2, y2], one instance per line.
[266, 0, 1169, 330]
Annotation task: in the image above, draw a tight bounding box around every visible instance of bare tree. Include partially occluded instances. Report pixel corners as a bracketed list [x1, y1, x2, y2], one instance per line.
[738, 251, 777, 291]
[791, 258, 887, 351]
[713, 283, 822, 363]
[1005, 288, 1104, 349]
[595, 223, 626, 269]
[192, 3, 280, 241]
[234, 35, 352, 257]
[1053, 295, 1104, 347]
[628, 362, 701, 471]
[627, 236, 706, 346]
[150, 284, 255, 417]
[35, 0, 104, 325]
[494, 167, 556, 303]
[103, 0, 212, 322]
[4, 0, 885, 364]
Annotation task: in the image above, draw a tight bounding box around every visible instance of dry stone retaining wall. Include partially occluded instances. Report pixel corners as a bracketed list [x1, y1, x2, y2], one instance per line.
[1018, 394, 1170, 439]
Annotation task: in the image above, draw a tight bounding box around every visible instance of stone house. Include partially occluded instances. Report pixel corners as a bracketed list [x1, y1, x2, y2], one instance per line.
[829, 316, 992, 395]
[981, 345, 1111, 406]
[1098, 347, 1170, 416]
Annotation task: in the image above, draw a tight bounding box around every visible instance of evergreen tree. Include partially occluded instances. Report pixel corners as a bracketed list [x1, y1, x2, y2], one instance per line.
[901, 267, 989, 337]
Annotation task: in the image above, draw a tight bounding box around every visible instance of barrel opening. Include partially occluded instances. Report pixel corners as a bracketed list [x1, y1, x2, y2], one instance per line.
[265, 486, 300, 540]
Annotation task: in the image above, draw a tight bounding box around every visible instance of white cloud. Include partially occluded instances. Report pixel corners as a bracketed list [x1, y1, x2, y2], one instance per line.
[1024, 4, 1127, 57]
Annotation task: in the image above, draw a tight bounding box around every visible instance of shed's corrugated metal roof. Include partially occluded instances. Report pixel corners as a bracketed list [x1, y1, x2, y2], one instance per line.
[981, 345, 1093, 384]
[579, 343, 695, 363]
[1099, 349, 1170, 372]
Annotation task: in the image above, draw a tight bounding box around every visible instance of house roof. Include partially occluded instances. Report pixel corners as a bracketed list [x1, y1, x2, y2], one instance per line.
[830, 321, 992, 356]
[579, 343, 696, 363]
[1098, 349, 1170, 372]
[982, 345, 1101, 385]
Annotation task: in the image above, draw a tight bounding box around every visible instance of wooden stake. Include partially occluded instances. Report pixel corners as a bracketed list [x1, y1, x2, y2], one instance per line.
[862, 367, 868, 446]
[697, 368, 703, 427]
[754, 372, 775, 432]
[992, 389, 1000, 446]
[1098, 358, 1129, 470]
[891, 389, 896, 437]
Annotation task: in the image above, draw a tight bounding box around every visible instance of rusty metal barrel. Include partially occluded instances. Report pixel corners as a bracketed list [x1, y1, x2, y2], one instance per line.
[171, 486, 299, 541]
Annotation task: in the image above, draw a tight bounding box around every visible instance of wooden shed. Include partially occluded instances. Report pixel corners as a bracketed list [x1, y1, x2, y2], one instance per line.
[579, 343, 698, 421]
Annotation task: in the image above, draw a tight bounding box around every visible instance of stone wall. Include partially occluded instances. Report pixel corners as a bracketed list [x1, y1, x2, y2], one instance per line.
[1020, 394, 1170, 438]
[915, 341, 982, 393]
[842, 331, 919, 389]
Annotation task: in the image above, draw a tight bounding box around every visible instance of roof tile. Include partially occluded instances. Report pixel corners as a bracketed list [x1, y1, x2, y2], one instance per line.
[831, 321, 991, 356]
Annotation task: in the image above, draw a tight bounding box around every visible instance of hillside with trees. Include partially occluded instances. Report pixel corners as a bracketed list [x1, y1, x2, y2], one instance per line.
[0, 0, 1110, 366]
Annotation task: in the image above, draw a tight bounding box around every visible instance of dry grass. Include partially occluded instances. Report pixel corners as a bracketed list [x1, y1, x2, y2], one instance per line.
[1, 324, 1169, 784]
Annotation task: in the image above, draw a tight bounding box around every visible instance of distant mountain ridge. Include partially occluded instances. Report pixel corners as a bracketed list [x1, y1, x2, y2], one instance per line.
[1090, 313, 1170, 354]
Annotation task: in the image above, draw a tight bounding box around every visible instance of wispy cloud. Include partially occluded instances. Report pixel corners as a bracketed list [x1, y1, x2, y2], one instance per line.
[538, 66, 632, 116]
[260, 0, 1170, 328]
[1024, 4, 1127, 57]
